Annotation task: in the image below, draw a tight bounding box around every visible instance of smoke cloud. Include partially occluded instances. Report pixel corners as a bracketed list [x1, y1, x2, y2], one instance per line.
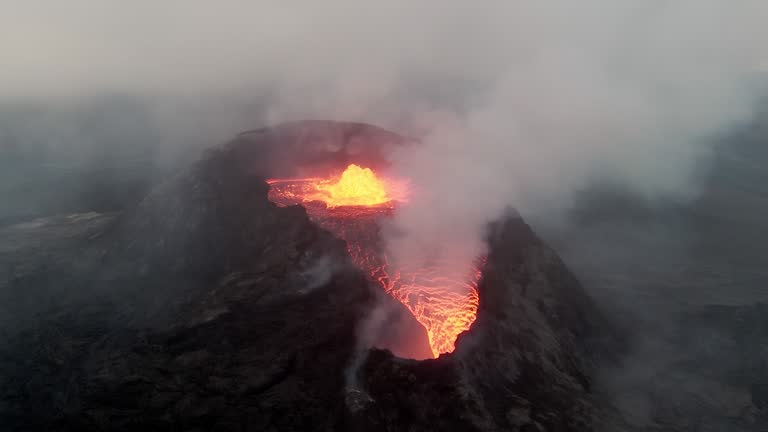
[3, 0, 767, 318]
[374, 1, 768, 280]
[3, 1, 766, 267]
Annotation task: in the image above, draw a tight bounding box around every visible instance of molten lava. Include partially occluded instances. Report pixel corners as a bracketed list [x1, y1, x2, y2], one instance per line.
[267, 164, 405, 208]
[315, 164, 390, 207]
[267, 164, 480, 358]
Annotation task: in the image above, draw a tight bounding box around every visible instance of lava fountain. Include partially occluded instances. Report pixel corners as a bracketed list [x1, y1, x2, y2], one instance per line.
[267, 164, 481, 358]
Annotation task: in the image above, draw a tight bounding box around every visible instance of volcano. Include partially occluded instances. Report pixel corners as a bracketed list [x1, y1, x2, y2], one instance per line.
[0, 121, 620, 431]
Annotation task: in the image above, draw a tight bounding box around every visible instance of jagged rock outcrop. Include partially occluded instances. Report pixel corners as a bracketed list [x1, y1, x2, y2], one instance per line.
[0, 121, 618, 431]
[354, 213, 618, 431]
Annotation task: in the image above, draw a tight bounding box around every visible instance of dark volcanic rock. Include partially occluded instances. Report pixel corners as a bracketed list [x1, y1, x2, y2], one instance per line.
[355, 213, 618, 431]
[0, 121, 618, 431]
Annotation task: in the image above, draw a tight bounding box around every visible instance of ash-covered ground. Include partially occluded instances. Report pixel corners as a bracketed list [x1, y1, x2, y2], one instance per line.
[0, 117, 767, 431]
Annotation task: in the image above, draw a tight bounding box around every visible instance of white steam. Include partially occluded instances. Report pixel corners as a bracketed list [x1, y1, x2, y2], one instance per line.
[2, 1, 767, 283]
[379, 1, 767, 272]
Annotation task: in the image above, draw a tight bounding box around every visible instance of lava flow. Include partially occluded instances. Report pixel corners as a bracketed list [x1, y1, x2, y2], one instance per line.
[267, 164, 481, 358]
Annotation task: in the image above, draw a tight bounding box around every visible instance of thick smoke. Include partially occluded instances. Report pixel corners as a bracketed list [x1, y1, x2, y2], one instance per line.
[3, 2, 765, 181]
[3, 0, 766, 322]
[374, 1, 768, 282]
[3, 0, 766, 295]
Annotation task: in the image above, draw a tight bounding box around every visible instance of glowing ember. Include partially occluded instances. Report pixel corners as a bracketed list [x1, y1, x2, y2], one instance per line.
[267, 163, 480, 358]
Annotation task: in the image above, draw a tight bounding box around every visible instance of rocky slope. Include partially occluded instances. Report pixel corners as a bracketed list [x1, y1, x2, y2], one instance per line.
[0, 121, 618, 431]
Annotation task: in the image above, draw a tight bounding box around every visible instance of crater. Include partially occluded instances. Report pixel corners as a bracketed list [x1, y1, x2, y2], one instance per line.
[251, 121, 483, 359]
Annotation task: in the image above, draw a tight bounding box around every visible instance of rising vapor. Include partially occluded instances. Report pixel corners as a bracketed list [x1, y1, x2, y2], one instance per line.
[2, 0, 767, 304]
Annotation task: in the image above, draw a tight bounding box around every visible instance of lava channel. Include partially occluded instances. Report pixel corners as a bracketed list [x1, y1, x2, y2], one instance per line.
[267, 164, 481, 358]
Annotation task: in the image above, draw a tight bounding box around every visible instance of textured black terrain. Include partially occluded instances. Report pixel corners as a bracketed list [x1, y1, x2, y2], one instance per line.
[0, 121, 617, 431]
[2, 119, 767, 431]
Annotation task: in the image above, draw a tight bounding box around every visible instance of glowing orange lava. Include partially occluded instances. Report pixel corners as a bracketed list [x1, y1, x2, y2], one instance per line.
[267, 164, 480, 358]
[267, 164, 406, 208]
[315, 164, 390, 207]
[382, 260, 482, 357]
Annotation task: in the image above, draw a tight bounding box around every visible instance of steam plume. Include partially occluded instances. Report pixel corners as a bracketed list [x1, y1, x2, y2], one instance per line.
[4, 0, 766, 318]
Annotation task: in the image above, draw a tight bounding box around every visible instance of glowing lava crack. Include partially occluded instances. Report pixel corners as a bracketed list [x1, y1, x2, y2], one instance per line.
[267, 164, 481, 358]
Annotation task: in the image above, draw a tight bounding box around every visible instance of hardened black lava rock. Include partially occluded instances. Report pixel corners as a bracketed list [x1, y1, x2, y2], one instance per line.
[0, 121, 622, 431]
